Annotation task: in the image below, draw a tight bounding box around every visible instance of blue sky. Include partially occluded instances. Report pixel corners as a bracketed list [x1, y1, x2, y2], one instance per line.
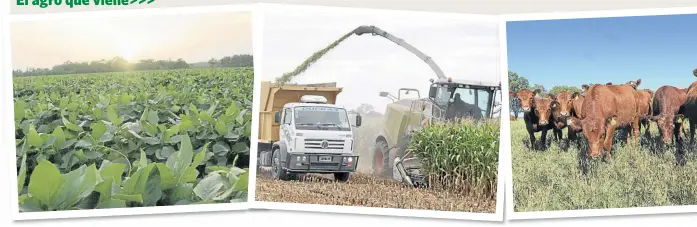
[507, 13, 697, 92]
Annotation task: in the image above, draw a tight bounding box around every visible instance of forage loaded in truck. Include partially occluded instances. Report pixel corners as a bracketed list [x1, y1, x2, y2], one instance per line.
[257, 82, 362, 182]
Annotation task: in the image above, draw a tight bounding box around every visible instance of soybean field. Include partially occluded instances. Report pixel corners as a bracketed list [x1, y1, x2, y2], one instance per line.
[14, 67, 253, 212]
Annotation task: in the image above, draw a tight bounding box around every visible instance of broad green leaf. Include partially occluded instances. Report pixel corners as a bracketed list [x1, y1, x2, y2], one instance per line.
[155, 163, 175, 189]
[17, 153, 27, 193]
[212, 142, 230, 155]
[231, 142, 249, 154]
[232, 172, 249, 191]
[143, 173, 162, 206]
[214, 120, 228, 136]
[67, 102, 79, 111]
[164, 125, 179, 142]
[90, 121, 107, 142]
[53, 164, 100, 210]
[28, 160, 65, 209]
[138, 150, 148, 169]
[243, 123, 251, 137]
[192, 143, 209, 166]
[107, 105, 122, 126]
[96, 199, 126, 209]
[14, 100, 26, 121]
[193, 173, 226, 201]
[62, 117, 83, 132]
[113, 194, 143, 203]
[27, 125, 44, 148]
[225, 102, 239, 116]
[52, 127, 66, 150]
[147, 110, 159, 125]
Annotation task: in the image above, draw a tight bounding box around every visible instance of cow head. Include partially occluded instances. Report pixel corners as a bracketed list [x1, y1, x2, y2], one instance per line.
[554, 92, 573, 118]
[651, 114, 684, 144]
[626, 79, 642, 89]
[515, 89, 540, 113]
[533, 96, 553, 126]
[581, 116, 611, 158]
[571, 91, 585, 118]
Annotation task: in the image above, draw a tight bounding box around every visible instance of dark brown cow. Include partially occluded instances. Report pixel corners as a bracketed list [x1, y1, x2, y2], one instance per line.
[511, 89, 554, 150]
[683, 69, 697, 145]
[650, 85, 687, 145]
[550, 92, 574, 144]
[577, 84, 641, 159]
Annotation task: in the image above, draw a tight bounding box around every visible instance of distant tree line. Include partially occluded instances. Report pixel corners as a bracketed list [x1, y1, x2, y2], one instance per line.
[12, 54, 253, 77]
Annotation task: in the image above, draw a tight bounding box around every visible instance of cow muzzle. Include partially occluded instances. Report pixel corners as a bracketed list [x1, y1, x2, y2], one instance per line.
[539, 120, 549, 125]
[561, 111, 569, 117]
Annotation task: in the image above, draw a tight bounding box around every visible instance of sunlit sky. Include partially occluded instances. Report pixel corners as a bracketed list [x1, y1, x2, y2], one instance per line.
[261, 5, 500, 113]
[11, 11, 252, 70]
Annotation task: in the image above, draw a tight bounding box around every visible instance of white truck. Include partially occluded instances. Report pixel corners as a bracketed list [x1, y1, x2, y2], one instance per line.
[257, 82, 362, 182]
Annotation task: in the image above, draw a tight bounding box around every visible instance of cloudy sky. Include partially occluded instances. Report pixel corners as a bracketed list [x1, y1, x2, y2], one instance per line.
[11, 11, 252, 70]
[261, 5, 501, 113]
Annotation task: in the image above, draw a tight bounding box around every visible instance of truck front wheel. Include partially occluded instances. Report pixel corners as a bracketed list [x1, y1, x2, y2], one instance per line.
[334, 172, 350, 182]
[271, 149, 290, 181]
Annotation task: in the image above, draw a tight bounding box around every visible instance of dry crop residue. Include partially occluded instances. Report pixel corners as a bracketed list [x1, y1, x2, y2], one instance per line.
[255, 173, 495, 213]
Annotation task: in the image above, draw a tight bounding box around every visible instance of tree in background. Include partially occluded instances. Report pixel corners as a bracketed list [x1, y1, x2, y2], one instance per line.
[13, 54, 254, 77]
[549, 85, 583, 96]
[508, 71, 530, 119]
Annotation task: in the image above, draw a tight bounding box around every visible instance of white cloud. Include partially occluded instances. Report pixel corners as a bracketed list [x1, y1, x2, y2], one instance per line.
[261, 5, 500, 113]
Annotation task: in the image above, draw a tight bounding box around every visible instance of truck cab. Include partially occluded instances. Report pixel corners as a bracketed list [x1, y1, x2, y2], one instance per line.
[258, 87, 362, 182]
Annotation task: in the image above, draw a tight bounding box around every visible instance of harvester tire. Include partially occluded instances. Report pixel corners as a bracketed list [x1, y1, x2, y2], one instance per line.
[372, 140, 391, 178]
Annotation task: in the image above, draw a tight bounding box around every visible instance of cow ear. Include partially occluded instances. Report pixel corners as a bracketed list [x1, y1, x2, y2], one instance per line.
[544, 94, 553, 99]
[533, 89, 542, 97]
[581, 84, 589, 91]
[636, 79, 642, 87]
[606, 82, 613, 85]
[509, 91, 515, 97]
[572, 92, 580, 99]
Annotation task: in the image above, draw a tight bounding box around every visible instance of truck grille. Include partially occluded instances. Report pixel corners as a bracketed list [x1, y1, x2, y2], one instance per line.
[304, 138, 345, 150]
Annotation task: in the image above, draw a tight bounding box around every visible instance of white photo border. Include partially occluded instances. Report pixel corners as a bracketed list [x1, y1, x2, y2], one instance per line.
[248, 3, 505, 222]
[5, 3, 257, 221]
[502, 6, 697, 221]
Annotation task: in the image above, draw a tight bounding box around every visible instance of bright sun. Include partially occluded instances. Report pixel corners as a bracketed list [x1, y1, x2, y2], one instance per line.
[118, 42, 139, 61]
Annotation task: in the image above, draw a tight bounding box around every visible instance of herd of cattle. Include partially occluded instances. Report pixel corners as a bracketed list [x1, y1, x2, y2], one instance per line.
[510, 68, 697, 162]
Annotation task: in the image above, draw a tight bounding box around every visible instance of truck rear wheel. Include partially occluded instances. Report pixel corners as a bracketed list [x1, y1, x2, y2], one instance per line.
[372, 140, 391, 178]
[271, 149, 290, 181]
[334, 172, 350, 182]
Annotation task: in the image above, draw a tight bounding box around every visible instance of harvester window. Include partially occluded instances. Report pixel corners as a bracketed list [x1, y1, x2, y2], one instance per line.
[477, 90, 491, 117]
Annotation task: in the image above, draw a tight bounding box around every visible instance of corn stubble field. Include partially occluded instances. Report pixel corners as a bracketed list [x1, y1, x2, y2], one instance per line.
[256, 117, 499, 213]
[511, 119, 697, 212]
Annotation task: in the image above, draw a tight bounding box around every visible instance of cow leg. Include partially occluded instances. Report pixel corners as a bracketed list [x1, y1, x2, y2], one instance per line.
[604, 117, 620, 161]
[541, 129, 549, 150]
[690, 120, 696, 146]
[528, 131, 537, 151]
[632, 116, 641, 146]
[644, 119, 651, 138]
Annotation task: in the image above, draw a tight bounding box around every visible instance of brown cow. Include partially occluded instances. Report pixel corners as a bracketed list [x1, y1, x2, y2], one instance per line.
[577, 84, 641, 160]
[550, 92, 574, 146]
[683, 68, 697, 145]
[650, 85, 687, 145]
[511, 89, 554, 150]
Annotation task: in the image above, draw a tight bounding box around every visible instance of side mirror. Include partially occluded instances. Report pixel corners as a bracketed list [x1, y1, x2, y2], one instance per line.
[274, 111, 281, 124]
[379, 91, 389, 97]
[429, 86, 437, 98]
[355, 114, 362, 127]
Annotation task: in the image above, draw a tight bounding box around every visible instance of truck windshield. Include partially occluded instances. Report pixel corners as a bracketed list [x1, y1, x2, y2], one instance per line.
[293, 106, 351, 131]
